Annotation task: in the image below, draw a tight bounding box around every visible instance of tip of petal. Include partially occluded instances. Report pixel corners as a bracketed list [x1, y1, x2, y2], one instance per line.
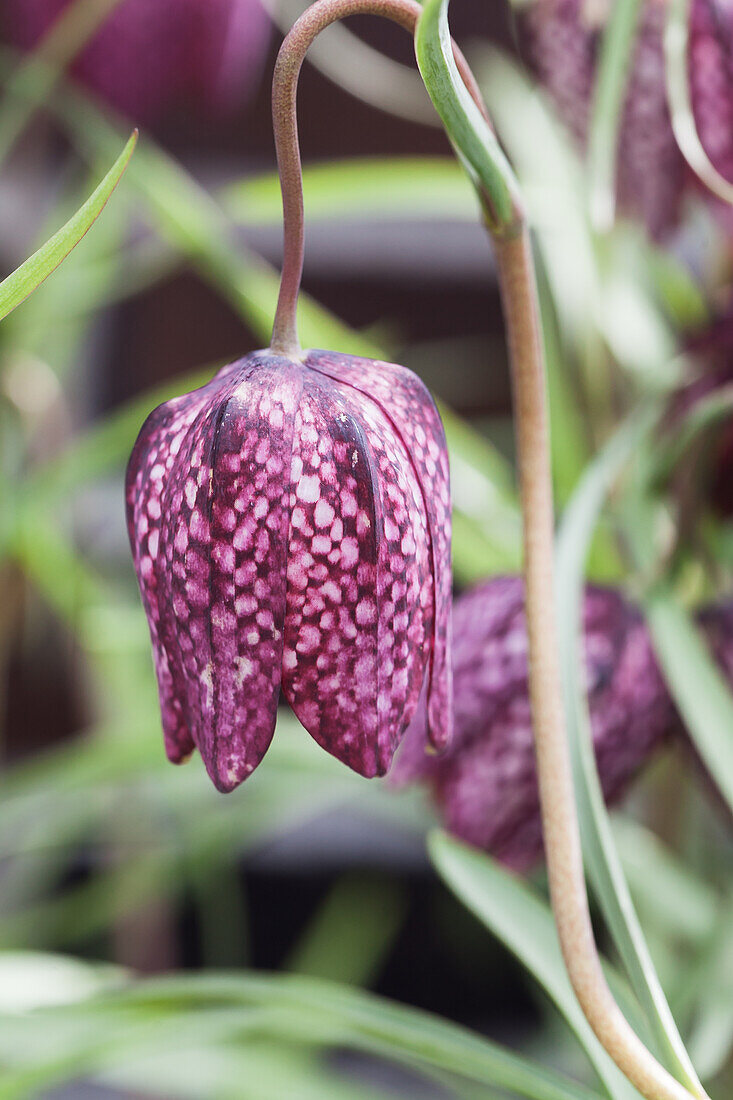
[169, 749, 195, 766]
[357, 756, 390, 780]
[202, 752, 258, 794]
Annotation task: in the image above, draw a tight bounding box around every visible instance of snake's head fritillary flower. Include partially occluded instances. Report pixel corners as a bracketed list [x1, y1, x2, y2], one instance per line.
[518, 0, 733, 238]
[393, 576, 674, 870]
[126, 349, 452, 792]
[4, 0, 271, 124]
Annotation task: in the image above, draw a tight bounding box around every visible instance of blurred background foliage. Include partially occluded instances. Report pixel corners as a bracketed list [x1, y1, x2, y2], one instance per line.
[0, 0, 732, 1097]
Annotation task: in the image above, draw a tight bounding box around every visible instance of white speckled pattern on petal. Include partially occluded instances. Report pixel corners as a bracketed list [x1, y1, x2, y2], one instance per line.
[126, 348, 452, 790]
[309, 351, 452, 753]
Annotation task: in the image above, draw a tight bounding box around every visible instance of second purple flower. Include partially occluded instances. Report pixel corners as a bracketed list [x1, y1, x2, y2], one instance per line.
[393, 576, 675, 870]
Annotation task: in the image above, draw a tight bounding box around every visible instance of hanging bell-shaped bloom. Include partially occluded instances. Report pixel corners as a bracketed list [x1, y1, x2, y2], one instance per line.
[3, 0, 271, 124]
[126, 349, 452, 792]
[518, 0, 733, 238]
[393, 576, 675, 870]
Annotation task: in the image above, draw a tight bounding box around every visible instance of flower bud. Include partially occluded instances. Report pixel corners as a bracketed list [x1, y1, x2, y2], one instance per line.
[3, 0, 271, 123]
[126, 349, 451, 792]
[393, 576, 674, 870]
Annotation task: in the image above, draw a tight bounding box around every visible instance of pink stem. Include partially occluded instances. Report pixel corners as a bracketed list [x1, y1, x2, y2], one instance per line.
[269, 0, 489, 356]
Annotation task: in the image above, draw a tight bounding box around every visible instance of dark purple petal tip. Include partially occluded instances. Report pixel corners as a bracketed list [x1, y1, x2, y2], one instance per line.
[126, 349, 452, 791]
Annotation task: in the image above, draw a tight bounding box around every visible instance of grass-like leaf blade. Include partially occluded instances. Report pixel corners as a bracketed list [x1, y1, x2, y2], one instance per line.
[0, 970, 604, 1100]
[644, 589, 733, 818]
[555, 409, 705, 1095]
[428, 831, 643, 1100]
[0, 129, 137, 322]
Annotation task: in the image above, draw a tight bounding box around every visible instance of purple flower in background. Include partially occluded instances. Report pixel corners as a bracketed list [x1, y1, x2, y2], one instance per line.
[689, 0, 733, 185]
[518, 0, 733, 238]
[393, 576, 674, 870]
[3, 0, 271, 124]
[126, 349, 452, 792]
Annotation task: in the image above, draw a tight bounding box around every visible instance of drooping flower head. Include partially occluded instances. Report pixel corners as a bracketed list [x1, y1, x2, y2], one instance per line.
[518, 0, 733, 238]
[3, 0, 271, 124]
[393, 576, 674, 870]
[126, 349, 452, 792]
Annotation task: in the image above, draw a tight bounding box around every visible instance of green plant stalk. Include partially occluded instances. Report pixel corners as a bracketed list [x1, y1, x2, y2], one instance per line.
[416, 2, 705, 1098]
[0, 129, 137, 321]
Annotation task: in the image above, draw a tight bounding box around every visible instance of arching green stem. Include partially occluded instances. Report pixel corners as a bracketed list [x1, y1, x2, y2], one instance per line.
[416, 2, 707, 1099]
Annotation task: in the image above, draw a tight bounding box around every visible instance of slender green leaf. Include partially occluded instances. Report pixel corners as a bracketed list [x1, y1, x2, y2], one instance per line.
[536, 262, 590, 504]
[0, 967, 605, 1100]
[223, 156, 477, 225]
[643, 588, 733, 818]
[586, 0, 643, 231]
[682, 910, 733, 1080]
[286, 874, 406, 986]
[555, 408, 705, 1095]
[428, 832, 643, 1100]
[612, 818, 721, 946]
[0, 130, 137, 322]
[103, 1040, 390, 1100]
[0, 169, 130, 382]
[98, 973, 606, 1100]
[415, 0, 521, 231]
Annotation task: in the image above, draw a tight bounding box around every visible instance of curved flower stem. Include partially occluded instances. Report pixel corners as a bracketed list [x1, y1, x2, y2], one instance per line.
[494, 229, 705, 1100]
[269, 0, 439, 125]
[269, 0, 489, 357]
